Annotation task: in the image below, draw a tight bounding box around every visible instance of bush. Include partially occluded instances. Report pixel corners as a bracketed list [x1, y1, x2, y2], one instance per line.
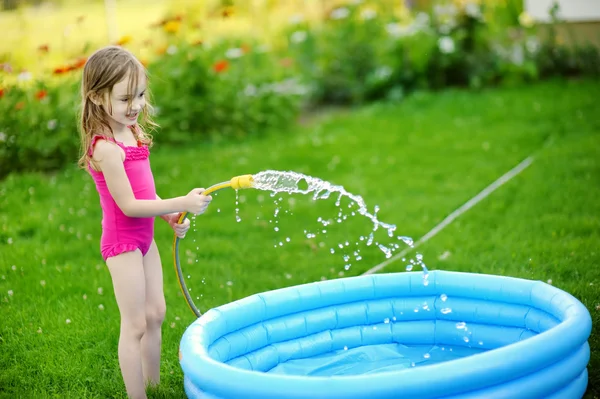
[0, 79, 81, 177]
[149, 40, 305, 144]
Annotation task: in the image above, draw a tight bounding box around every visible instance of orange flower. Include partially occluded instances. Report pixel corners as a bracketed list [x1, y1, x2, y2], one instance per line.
[38, 44, 49, 53]
[156, 46, 168, 55]
[241, 44, 251, 54]
[0, 88, 4, 98]
[53, 66, 69, 75]
[73, 57, 87, 69]
[140, 58, 149, 67]
[213, 60, 229, 73]
[15, 102, 24, 110]
[35, 90, 48, 100]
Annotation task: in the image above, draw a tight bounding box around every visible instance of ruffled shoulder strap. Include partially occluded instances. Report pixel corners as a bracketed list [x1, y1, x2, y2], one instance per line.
[88, 135, 120, 157]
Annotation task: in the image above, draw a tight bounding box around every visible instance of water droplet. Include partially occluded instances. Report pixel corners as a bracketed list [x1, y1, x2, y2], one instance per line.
[217, 208, 221, 213]
[423, 353, 430, 359]
[440, 294, 448, 301]
[463, 337, 470, 343]
[406, 264, 414, 271]
[383, 318, 390, 324]
[478, 341, 484, 345]
[343, 346, 348, 351]
[286, 237, 291, 242]
[330, 248, 335, 254]
[456, 322, 467, 330]
[411, 362, 416, 367]
[398, 236, 414, 246]
[440, 308, 452, 314]
[274, 227, 279, 232]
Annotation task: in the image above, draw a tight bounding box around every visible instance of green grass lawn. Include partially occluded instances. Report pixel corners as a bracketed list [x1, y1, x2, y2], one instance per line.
[1, 78, 599, 398]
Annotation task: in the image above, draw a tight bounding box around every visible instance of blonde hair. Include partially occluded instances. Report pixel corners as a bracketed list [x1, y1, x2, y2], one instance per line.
[78, 45, 158, 169]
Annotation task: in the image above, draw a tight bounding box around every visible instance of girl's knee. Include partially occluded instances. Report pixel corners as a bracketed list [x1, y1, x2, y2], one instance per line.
[122, 317, 147, 340]
[146, 301, 166, 328]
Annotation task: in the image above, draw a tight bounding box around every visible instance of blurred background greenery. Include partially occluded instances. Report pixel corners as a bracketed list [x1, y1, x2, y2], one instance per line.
[1, 0, 599, 179]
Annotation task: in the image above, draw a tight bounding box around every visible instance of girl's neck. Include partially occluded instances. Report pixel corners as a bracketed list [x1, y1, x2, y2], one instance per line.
[108, 123, 138, 145]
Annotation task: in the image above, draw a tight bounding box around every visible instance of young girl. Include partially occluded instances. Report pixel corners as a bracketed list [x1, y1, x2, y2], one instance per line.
[78, 45, 212, 399]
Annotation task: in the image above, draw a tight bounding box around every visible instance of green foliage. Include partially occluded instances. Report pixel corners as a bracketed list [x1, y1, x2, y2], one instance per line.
[0, 39, 305, 178]
[0, 78, 81, 177]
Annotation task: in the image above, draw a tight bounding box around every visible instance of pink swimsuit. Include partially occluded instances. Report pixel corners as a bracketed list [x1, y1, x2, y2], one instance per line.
[88, 135, 156, 261]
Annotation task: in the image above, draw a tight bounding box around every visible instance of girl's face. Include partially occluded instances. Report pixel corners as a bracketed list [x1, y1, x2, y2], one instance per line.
[104, 71, 147, 131]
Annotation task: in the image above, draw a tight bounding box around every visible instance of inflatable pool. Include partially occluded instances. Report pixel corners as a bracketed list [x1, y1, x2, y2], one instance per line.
[179, 270, 592, 398]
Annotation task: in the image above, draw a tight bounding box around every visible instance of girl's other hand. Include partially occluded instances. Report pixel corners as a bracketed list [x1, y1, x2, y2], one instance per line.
[165, 212, 190, 238]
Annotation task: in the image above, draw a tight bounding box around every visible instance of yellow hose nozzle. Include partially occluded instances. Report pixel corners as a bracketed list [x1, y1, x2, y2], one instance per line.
[230, 174, 254, 190]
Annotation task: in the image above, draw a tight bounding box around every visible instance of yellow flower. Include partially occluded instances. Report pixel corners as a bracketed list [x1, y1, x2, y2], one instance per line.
[117, 35, 132, 46]
[519, 12, 535, 28]
[163, 20, 181, 34]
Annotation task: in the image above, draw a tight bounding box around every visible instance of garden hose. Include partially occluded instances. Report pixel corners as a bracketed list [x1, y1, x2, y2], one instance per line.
[172, 174, 254, 317]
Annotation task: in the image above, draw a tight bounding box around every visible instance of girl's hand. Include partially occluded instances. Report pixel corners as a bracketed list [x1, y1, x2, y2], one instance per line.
[182, 188, 212, 215]
[165, 212, 191, 238]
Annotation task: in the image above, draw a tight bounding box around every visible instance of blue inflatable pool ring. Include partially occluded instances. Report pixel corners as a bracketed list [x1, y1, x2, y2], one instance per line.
[179, 270, 592, 398]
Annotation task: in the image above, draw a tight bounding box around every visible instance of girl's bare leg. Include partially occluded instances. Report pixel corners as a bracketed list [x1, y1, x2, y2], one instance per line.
[140, 240, 166, 387]
[107, 250, 147, 399]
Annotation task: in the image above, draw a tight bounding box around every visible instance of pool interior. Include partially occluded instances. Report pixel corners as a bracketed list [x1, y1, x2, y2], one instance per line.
[266, 343, 487, 376]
